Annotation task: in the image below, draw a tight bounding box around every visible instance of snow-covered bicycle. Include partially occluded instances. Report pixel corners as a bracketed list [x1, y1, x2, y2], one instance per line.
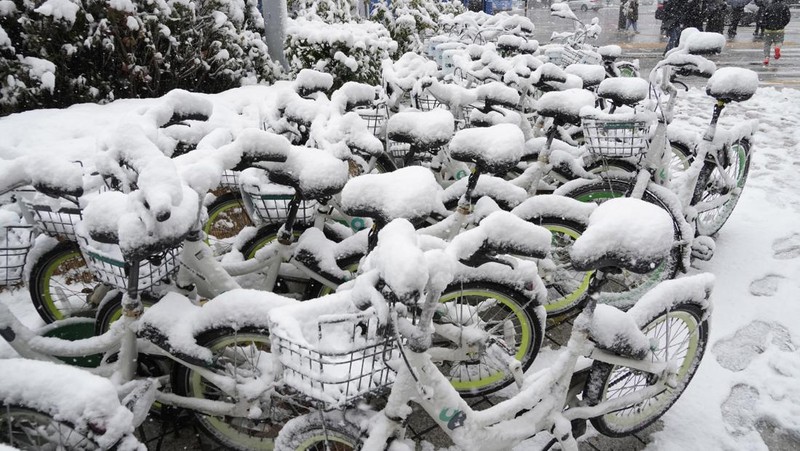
[273, 198, 714, 451]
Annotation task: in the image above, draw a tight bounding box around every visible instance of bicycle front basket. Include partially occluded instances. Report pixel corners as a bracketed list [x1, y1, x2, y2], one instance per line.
[23, 200, 83, 241]
[0, 225, 34, 286]
[272, 308, 398, 408]
[582, 117, 651, 158]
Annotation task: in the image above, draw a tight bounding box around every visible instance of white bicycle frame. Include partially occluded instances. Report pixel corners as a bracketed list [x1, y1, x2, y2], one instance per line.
[360, 293, 677, 451]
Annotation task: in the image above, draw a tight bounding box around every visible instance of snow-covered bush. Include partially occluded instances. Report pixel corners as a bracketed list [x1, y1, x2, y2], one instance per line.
[285, 17, 396, 89]
[289, 0, 354, 22]
[371, 0, 464, 55]
[0, 0, 279, 115]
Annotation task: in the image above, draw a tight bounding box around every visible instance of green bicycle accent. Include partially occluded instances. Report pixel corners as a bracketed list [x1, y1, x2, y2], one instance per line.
[543, 225, 593, 315]
[455, 170, 469, 180]
[350, 217, 366, 231]
[438, 289, 532, 392]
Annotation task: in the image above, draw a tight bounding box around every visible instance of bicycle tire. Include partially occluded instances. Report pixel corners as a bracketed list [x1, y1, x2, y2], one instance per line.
[669, 141, 693, 180]
[204, 192, 253, 256]
[172, 327, 303, 451]
[691, 141, 750, 237]
[274, 410, 364, 450]
[435, 282, 544, 397]
[29, 241, 98, 323]
[529, 217, 593, 317]
[94, 291, 158, 335]
[583, 302, 708, 437]
[557, 178, 682, 306]
[0, 402, 102, 450]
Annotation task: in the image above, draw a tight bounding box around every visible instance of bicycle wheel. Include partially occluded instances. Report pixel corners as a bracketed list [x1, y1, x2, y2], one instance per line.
[204, 192, 253, 256]
[94, 292, 158, 335]
[669, 142, 693, 180]
[532, 218, 593, 317]
[558, 178, 681, 305]
[583, 303, 708, 437]
[692, 141, 750, 237]
[172, 327, 301, 451]
[435, 282, 544, 397]
[0, 403, 101, 450]
[238, 224, 311, 295]
[274, 411, 363, 450]
[29, 241, 98, 323]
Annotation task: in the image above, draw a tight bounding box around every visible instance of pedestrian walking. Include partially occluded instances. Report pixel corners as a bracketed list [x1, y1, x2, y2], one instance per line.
[663, 0, 689, 53]
[761, 0, 791, 65]
[684, 0, 705, 29]
[705, 0, 728, 33]
[753, 0, 766, 37]
[626, 0, 641, 34]
[726, 0, 753, 39]
[619, 0, 629, 30]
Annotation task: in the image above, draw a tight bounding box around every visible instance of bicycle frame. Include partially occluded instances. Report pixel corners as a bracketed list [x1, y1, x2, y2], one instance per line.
[361, 290, 673, 451]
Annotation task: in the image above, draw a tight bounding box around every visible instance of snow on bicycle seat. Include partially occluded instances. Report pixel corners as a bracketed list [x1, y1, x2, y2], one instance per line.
[340, 166, 446, 226]
[448, 210, 552, 261]
[565, 64, 606, 91]
[476, 82, 520, 109]
[705, 67, 759, 103]
[331, 82, 377, 113]
[535, 88, 596, 125]
[81, 185, 199, 261]
[597, 77, 649, 107]
[570, 198, 673, 274]
[597, 45, 622, 61]
[265, 146, 349, 200]
[293, 69, 333, 98]
[138, 289, 296, 366]
[449, 123, 524, 175]
[387, 109, 454, 150]
[443, 175, 527, 210]
[284, 97, 327, 126]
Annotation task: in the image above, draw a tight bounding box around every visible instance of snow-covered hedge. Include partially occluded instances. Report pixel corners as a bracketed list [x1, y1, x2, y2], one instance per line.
[0, 0, 279, 115]
[371, 0, 465, 55]
[286, 17, 397, 89]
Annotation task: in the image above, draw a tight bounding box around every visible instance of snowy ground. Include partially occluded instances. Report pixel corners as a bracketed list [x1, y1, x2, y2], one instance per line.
[1, 82, 800, 450]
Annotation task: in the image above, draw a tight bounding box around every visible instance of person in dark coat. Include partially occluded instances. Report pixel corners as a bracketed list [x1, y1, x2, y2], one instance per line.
[761, 0, 791, 64]
[726, 0, 753, 38]
[705, 0, 728, 33]
[663, 0, 688, 53]
[753, 0, 766, 37]
[683, 0, 705, 30]
[626, 0, 641, 33]
[619, 0, 630, 30]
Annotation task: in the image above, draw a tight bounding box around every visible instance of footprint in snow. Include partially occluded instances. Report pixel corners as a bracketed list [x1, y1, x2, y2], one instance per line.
[721, 384, 800, 448]
[773, 233, 800, 260]
[749, 274, 785, 297]
[713, 321, 795, 372]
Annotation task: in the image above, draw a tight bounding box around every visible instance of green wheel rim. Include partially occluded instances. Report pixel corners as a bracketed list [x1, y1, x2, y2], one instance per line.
[204, 198, 252, 254]
[599, 310, 701, 429]
[187, 332, 278, 450]
[437, 289, 532, 391]
[543, 225, 593, 314]
[40, 248, 95, 321]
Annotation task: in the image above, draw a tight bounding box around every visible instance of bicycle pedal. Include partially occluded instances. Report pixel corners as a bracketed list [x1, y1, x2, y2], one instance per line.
[691, 236, 716, 261]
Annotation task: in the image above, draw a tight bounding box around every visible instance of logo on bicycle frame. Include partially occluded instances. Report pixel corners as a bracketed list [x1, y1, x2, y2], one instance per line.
[439, 407, 467, 430]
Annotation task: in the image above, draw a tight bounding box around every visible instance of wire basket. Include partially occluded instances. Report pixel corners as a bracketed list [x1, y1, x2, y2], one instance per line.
[273, 310, 398, 408]
[355, 105, 388, 139]
[242, 187, 317, 226]
[414, 95, 446, 112]
[23, 201, 82, 241]
[218, 170, 240, 191]
[0, 225, 34, 286]
[582, 117, 651, 158]
[79, 240, 180, 291]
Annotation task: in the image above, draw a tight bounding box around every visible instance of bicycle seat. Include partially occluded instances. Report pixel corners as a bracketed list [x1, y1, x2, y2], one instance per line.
[442, 174, 528, 211]
[569, 198, 673, 274]
[331, 82, 377, 113]
[597, 45, 622, 62]
[597, 77, 649, 106]
[476, 82, 520, 109]
[535, 89, 596, 125]
[266, 147, 350, 200]
[139, 289, 295, 367]
[705, 67, 758, 103]
[589, 304, 650, 360]
[449, 210, 551, 262]
[387, 109, 454, 151]
[449, 124, 524, 175]
[294, 69, 333, 98]
[565, 64, 606, 91]
[340, 166, 446, 226]
[284, 97, 325, 126]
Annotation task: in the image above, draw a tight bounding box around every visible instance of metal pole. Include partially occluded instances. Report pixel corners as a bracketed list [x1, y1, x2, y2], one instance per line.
[264, 0, 289, 71]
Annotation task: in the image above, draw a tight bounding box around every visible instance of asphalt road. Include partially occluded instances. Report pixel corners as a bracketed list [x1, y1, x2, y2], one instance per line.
[519, 2, 800, 88]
